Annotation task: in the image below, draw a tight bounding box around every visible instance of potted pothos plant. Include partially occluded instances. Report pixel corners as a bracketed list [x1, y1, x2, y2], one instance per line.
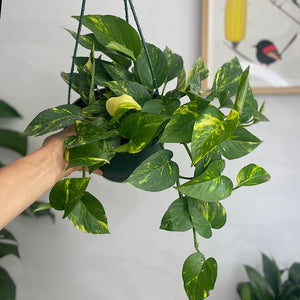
[24, 6, 271, 299]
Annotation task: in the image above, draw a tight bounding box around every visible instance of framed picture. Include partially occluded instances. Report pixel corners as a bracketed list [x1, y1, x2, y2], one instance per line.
[201, 0, 300, 94]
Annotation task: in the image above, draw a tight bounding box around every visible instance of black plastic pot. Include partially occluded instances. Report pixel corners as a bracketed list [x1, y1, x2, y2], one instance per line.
[101, 139, 160, 182]
[73, 98, 161, 182]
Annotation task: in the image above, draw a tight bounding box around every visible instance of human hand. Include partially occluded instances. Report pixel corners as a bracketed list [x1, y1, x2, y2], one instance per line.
[42, 126, 103, 181]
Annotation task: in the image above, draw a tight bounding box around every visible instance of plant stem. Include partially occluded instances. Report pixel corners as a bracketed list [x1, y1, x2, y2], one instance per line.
[183, 143, 193, 161]
[176, 179, 183, 198]
[193, 228, 201, 253]
[82, 168, 86, 178]
[127, 0, 160, 98]
[68, 0, 86, 105]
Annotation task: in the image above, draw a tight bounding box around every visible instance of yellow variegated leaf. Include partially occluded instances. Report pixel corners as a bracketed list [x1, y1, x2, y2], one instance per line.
[191, 107, 239, 165]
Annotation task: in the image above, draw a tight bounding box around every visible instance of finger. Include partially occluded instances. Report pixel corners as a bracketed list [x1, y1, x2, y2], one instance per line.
[92, 168, 103, 176]
[60, 125, 77, 139]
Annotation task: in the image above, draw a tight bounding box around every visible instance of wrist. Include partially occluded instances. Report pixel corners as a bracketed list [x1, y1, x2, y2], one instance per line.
[41, 139, 68, 183]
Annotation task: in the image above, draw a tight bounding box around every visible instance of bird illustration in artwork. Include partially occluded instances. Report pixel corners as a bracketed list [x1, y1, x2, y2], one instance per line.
[254, 34, 298, 65]
[254, 40, 281, 65]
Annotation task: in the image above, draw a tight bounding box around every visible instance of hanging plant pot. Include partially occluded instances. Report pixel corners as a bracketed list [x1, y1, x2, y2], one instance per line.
[101, 139, 161, 182]
[73, 97, 161, 182]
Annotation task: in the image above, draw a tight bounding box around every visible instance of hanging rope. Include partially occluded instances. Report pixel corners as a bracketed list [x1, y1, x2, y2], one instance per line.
[123, 0, 129, 22]
[127, 0, 160, 98]
[68, 0, 160, 103]
[67, 0, 87, 104]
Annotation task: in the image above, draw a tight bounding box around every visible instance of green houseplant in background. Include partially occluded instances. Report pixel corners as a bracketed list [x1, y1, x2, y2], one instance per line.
[23, 1, 271, 298]
[0, 99, 54, 300]
[237, 253, 300, 300]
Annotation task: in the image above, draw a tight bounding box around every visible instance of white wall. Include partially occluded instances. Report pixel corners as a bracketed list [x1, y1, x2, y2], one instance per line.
[1, 0, 300, 299]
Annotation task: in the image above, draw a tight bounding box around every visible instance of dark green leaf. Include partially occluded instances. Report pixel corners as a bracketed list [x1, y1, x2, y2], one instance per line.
[194, 148, 222, 178]
[164, 46, 184, 82]
[252, 101, 269, 124]
[66, 30, 132, 68]
[0, 229, 16, 242]
[126, 149, 179, 191]
[177, 176, 232, 202]
[237, 164, 271, 187]
[219, 126, 261, 160]
[88, 137, 119, 172]
[25, 201, 55, 222]
[81, 100, 107, 118]
[142, 98, 180, 116]
[161, 98, 181, 116]
[176, 67, 186, 92]
[75, 15, 141, 59]
[233, 67, 250, 115]
[191, 107, 239, 165]
[245, 265, 274, 300]
[160, 197, 193, 232]
[105, 80, 151, 105]
[217, 92, 234, 109]
[102, 60, 134, 81]
[0, 243, 19, 259]
[142, 99, 165, 114]
[66, 142, 110, 168]
[89, 49, 96, 104]
[289, 263, 300, 285]
[0, 129, 27, 156]
[0, 267, 16, 300]
[187, 57, 209, 85]
[61, 72, 81, 95]
[24, 105, 84, 137]
[282, 284, 300, 300]
[187, 72, 202, 95]
[177, 160, 232, 202]
[32, 203, 53, 212]
[182, 253, 217, 300]
[0, 100, 21, 118]
[64, 121, 119, 148]
[187, 92, 211, 105]
[49, 177, 90, 218]
[201, 202, 227, 229]
[119, 112, 169, 153]
[77, 50, 95, 103]
[108, 96, 142, 125]
[211, 57, 243, 98]
[159, 98, 209, 143]
[187, 198, 212, 239]
[75, 56, 89, 71]
[136, 43, 168, 90]
[93, 59, 113, 86]
[239, 92, 258, 123]
[262, 253, 282, 297]
[68, 191, 109, 234]
[66, 30, 105, 52]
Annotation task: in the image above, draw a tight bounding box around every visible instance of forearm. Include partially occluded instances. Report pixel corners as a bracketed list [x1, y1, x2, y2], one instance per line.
[0, 144, 66, 229]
